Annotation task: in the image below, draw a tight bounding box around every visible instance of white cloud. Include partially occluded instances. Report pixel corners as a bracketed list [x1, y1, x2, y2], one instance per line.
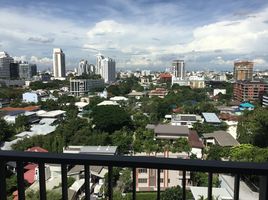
[30, 56, 53, 65]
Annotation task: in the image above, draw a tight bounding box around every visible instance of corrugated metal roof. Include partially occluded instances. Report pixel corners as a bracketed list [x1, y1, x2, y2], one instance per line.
[202, 113, 221, 123]
[203, 131, 239, 147]
[154, 124, 189, 135]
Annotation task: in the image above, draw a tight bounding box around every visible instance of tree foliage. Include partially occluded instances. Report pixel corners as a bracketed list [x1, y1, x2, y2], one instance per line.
[91, 105, 132, 133]
[161, 186, 193, 200]
[0, 119, 14, 142]
[237, 107, 268, 147]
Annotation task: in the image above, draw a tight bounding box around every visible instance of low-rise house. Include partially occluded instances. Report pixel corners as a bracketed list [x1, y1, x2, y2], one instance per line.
[171, 114, 203, 128]
[37, 110, 66, 120]
[3, 111, 39, 124]
[97, 100, 119, 106]
[148, 88, 168, 98]
[109, 96, 128, 102]
[63, 145, 118, 155]
[188, 130, 204, 159]
[203, 131, 239, 147]
[239, 102, 255, 111]
[75, 102, 89, 112]
[127, 91, 146, 100]
[135, 152, 190, 192]
[153, 124, 189, 139]
[202, 112, 221, 124]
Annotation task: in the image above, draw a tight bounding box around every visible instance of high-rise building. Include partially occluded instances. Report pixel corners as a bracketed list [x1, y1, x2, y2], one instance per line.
[233, 61, 253, 81]
[77, 60, 95, 76]
[95, 53, 116, 83]
[96, 53, 104, 75]
[233, 81, 268, 102]
[19, 62, 37, 80]
[9, 63, 19, 79]
[172, 60, 185, 80]
[53, 48, 65, 78]
[70, 79, 104, 96]
[0, 52, 14, 79]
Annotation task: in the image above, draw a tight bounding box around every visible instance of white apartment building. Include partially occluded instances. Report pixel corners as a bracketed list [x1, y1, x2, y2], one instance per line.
[263, 94, 268, 107]
[96, 53, 116, 83]
[53, 48, 65, 78]
[77, 60, 95, 76]
[135, 151, 190, 192]
[70, 79, 104, 96]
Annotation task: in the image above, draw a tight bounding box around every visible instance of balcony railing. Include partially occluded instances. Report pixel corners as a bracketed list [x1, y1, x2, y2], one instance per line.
[0, 150, 268, 200]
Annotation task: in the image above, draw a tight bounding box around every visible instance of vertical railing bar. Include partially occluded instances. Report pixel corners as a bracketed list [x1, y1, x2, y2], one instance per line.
[132, 168, 136, 200]
[234, 174, 240, 200]
[157, 169, 160, 200]
[84, 164, 91, 200]
[61, 164, 68, 200]
[38, 162, 47, 200]
[208, 172, 213, 200]
[0, 161, 7, 200]
[259, 175, 268, 200]
[182, 170, 186, 200]
[17, 161, 25, 200]
[108, 166, 113, 200]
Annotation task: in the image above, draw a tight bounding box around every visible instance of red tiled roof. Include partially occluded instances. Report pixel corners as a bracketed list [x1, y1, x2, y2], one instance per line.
[219, 113, 239, 121]
[24, 169, 36, 184]
[0, 106, 40, 112]
[24, 163, 38, 170]
[188, 130, 204, 149]
[26, 146, 48, 153]
[159, 73, 172, 78]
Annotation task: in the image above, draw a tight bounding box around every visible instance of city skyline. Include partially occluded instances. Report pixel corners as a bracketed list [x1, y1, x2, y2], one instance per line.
[0, 0, 268, 71]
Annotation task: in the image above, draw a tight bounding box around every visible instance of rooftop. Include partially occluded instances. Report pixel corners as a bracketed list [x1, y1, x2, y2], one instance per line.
[203, 131, 240, 147]
[0, 106, 40, 112]
[154, 124, 189, 135]
[202, 112, 221, 123]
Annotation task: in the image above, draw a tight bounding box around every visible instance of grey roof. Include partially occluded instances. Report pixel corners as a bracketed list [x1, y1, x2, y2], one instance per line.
[90, 166, 104, 174]
[146, 124, 156, 130]
[68, 165, 84, 175]
[203, 131, 239, 147]
[80, 146, 117, 155]
[154, 124, 189, 135]
[180, 115, 197, 121]
[202, 112, 221, 123]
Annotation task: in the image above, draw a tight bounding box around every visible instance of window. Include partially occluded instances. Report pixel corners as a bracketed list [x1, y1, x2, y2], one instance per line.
[138, 178, 147, 183]
[138, 168, 147, 173]
[160, 169, 164, 173]
[168, 179, 170, 183]
[160, 178, 164, 183]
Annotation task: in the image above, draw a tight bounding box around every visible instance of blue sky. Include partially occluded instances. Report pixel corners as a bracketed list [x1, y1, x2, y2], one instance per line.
[0, 0, 268, 71]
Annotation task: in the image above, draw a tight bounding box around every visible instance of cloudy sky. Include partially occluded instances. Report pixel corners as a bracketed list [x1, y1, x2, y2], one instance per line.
[1, 0, 268, 71]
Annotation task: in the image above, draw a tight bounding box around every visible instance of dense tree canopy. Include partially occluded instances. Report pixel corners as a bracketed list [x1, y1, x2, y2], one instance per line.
[91, 105, 132, 133]
[0, 119, 14, 142]
[237, 107, 268, 147]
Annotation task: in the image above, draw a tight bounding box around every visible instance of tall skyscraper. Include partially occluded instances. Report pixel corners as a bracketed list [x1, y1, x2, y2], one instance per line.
[53, 48, 65, 78]
[172, 60, 185, 80]
[0, 52, 14, 79]
[233, 61, 253, 81]
[96, 52, 104, 75]
[77, 60, 95, 76]
[19, 62, 37, 80]
[96, 53, 116, 83]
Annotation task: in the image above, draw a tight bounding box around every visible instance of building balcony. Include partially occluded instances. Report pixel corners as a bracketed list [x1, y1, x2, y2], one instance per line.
[0, 150, 268, 200]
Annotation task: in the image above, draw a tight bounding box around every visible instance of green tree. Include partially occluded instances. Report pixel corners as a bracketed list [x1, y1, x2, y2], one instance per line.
[161, 186, 192, 200]
[111, 130, 133, 154]
[206, 145, 230, 160]
[91, 105, 132, 133]
[14, 115, 30, 133]
[237, 107, 268, 147]
[0, 119, 14, 142]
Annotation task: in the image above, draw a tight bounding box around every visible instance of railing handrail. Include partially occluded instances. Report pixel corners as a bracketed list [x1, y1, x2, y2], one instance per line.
[1, 150, 268, 175]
